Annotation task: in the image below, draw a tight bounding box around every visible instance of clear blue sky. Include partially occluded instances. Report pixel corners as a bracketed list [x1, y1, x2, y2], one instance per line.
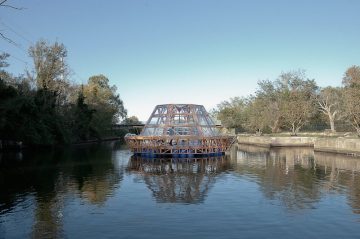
[1, 0, 359, 120]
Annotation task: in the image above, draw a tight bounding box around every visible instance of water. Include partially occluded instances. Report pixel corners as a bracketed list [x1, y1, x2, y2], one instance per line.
[1, 143, 360, 239]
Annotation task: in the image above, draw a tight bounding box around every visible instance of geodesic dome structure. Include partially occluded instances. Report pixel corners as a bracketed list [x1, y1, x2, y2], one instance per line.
[125, 104, 235, 157]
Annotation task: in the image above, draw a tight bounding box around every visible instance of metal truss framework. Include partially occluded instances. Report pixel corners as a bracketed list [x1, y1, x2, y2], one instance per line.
[125, 104, 235, 156]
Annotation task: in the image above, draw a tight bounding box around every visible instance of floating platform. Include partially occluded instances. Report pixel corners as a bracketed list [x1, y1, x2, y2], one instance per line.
[125, 104, 235, 157]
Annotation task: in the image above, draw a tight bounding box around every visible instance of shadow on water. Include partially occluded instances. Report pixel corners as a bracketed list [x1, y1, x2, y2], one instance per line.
[0, 142, 124, 238]
[127, 155, 233, 204]
[235, 144, 360, 213]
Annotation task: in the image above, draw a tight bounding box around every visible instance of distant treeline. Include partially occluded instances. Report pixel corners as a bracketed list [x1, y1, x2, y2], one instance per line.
[0, 40, 139, 147]
[214, 68, 360, 136]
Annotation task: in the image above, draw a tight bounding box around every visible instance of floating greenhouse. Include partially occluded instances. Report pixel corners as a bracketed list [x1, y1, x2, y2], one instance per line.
[125, 104, 235, 157]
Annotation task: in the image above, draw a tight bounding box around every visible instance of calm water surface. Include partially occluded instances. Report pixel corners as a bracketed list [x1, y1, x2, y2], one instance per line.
[1, 143, 360, 238]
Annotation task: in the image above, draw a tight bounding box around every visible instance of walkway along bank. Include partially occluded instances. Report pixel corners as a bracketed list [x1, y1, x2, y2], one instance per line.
[237, 135, 360, 157]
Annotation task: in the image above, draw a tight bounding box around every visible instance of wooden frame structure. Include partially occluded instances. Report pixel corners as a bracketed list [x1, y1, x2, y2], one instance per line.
[125, 104, 235, 157]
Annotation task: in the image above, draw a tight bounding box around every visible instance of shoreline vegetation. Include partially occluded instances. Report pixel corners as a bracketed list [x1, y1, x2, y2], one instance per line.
[1, 40, 139, 152]
[2, 40, 360, 156]
[214, 68, 360, 137]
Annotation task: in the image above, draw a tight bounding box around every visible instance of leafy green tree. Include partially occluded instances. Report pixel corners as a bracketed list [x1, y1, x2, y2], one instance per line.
[122, 116, 142, 134]
[254, 80, 284, 133]
[343, 66, 360, 136]
[70, 88, 95, 141]
[278, 71, 318, 135]
[123, 116, 141, 125]
[1, 40, 128, 146]
[245, 96, 269, 135]
[343, 65, 360, 87]
[28, 40, 70, 107]
[215, 97, 248, 130]
[83, 74, 127, 137]
[0, 52, 11, 82]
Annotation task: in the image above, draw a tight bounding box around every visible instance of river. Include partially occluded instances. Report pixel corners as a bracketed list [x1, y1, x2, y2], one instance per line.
[1, 143, 360, 238]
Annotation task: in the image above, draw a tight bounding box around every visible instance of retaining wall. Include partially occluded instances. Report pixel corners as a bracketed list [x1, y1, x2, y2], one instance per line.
[237, 135, 360, 156]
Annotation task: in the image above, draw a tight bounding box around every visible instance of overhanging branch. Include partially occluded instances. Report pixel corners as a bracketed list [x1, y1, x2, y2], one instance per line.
[0, 0, 24, 10]
[0, 31, 17, 45]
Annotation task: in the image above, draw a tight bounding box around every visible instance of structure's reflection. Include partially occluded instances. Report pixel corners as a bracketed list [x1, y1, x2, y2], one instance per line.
[127, 155, 232, 204]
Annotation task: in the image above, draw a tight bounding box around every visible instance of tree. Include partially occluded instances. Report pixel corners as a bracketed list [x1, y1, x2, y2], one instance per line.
[0, 52, 11, 82]
[28, 40, 70, 107]
[316, 87, 343, 132]
[0, 52, 9, 68]
[343, 66, 360, 136]
[343, 65, 360, 88]
[71, 88, 94, 141]
[83, 74, 127, 137]
[123, 116, 141, 125]
[215, 97, 248, 130]
[278, 71, 318, 135]
[122, 116, 142, 134]
[255, 80, 284, 133]
[245, 96, 269, 135]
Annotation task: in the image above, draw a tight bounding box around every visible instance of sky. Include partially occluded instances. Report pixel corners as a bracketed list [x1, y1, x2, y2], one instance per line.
[1, 0, 360, 121]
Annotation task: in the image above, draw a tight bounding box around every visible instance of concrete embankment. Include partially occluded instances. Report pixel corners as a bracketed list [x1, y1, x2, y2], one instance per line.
[237, 136, 316, 147]
[314, 138, 360, 156]
[237, 135, 360, 156]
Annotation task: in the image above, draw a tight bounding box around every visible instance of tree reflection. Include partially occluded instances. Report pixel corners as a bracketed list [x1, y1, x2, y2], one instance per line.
[235, 145, 321, 211]
[236, 144, 360, 214]
[0, 143, 123, 238]
[127, 156, 232, 204]
[314, 152, 360, 214]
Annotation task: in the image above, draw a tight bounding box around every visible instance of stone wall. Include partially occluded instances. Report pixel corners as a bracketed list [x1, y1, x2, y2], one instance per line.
[314, 138, 360, 156]
[237, 136, 316, 147]
[237, 135, 360, 156]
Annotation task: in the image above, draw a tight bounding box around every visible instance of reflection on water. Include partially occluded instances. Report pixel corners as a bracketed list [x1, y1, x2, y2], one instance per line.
[127, 156, 232, 204]
[1, 143, 360, 238]
[235, 145, 320, 211]
[0, 142, 124, 238]
[314, 152, 360, 214]
[235, 145, 360, 213]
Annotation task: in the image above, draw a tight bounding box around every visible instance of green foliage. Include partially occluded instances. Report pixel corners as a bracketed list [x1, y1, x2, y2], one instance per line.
[0, 41, 128, 147]
[342, 66, 360, 136]
[122, 116, 142, 135]
[215, 97, 248, 130]
[83, 75, 127, 137]
[214, 70, 321, 135]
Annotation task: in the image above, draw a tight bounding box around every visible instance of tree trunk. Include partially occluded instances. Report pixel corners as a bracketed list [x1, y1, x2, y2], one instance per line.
[291, 123, 297, 136]
[271, 118, 280, 133]
[328, 113, 336, 132]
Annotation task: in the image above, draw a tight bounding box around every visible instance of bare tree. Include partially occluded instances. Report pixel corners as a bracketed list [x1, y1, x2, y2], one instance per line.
[317, 87, 343, 132]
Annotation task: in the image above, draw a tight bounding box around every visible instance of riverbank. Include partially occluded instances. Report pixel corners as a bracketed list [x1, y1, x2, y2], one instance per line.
[237, 135, 360, 157]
